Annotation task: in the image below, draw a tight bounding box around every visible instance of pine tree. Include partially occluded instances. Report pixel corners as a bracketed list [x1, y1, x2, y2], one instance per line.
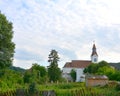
[48, 49, 61, 82]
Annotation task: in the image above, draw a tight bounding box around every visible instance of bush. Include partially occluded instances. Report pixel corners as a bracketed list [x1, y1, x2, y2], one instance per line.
[116, 83, 120, 91]
[28, 82, 37, 94]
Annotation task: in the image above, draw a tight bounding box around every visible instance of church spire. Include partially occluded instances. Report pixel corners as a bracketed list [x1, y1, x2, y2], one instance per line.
[91, 43, 98, 63]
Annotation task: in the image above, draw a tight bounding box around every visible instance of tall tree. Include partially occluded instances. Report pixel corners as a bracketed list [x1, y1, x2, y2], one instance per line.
[0, 12, 15, 68]
[48, 49, 61, 82]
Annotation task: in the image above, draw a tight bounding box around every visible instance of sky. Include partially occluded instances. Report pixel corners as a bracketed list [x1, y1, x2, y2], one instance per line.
[0, 0, 120, 69]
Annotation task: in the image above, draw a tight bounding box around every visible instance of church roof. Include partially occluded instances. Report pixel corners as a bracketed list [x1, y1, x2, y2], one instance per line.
[63, 60, 91, 68]
[91, 44, 98, 56]
[91, 51, 98, 56]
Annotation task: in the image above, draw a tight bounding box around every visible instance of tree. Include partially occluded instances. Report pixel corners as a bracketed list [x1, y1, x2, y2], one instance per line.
[84, 63, 99, 74]
[70, 69, 76, 82]
[31, 63, 47, 77]
[48, 49, 61, 82]
[23, 71, 32, 84]
[97, 66, 115, 80]
[98, 61, 109, 67]
[84, 61, 109, 74]
[23, 63, 48, 84]
[0, 12, 15, 68]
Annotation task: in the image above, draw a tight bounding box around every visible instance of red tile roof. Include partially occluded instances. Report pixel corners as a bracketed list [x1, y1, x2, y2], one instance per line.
[63, 60, 91, 68]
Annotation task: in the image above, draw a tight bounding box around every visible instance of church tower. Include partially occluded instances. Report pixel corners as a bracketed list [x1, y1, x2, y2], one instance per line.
[91, 43, 98, 63]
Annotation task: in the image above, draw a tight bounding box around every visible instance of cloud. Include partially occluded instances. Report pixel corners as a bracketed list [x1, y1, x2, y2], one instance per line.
[0, 0, 120, 68]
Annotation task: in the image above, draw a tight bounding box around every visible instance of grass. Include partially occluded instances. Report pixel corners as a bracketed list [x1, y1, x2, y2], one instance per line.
[38, 82, 120, 96]
[1, 82, 120, 96]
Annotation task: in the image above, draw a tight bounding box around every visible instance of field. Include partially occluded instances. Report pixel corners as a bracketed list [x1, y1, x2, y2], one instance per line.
[0, 82, 120, 96]
[38, 82, 120, 96]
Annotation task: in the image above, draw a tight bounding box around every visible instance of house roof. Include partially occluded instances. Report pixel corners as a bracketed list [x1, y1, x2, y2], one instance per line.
[63, 60, 91, 68]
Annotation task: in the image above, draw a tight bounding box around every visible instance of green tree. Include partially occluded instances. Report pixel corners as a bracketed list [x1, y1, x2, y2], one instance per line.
[0, 12, 15, 68]
[23, 63, 48, 84]
[31, 63, 47, 77]
[70, 69, 76, 82]
[113, 70, 120, 81]
[23, 70, 32, 84]
[84, 63, 99, 74]
[84, 61, 109, 74]
[48, 49, 61, 82]
[98, 60, 108, 67]
[97, 66, 115, 80]
[31, 63, 48, 84]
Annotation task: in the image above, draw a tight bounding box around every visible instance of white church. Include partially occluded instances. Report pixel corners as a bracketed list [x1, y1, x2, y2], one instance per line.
[62, 43, 98, 82]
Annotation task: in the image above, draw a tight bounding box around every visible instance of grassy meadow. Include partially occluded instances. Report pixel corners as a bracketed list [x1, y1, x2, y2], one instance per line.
[0, 82, 120, 96]
[37, 82, 120, 96]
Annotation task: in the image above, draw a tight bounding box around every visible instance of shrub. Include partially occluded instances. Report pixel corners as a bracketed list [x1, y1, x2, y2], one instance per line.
[116, 83, 120, 91]
[28, 82, 37, 94]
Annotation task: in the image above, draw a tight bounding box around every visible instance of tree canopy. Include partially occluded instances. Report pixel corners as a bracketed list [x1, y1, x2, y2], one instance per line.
[0, 12, 15, 68]
[23, 63, 48, 84]
[84, 60, 120, 81]
[84, 60, 109, 74]
[48, 49, 61, 82]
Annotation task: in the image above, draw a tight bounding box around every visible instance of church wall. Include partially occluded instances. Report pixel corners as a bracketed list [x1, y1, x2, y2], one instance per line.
[62, 68, 85, 82]
[76, 68, 85, 82]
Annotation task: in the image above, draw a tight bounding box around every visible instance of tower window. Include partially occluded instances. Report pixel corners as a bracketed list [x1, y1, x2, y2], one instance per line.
[94, 58, 97, 62]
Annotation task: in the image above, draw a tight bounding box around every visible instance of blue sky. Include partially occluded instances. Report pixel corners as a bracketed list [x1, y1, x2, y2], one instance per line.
[0, 0, 120, 69]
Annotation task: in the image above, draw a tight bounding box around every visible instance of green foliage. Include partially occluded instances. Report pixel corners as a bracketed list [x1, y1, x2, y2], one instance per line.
[48, 66, 61, 82]
[84, 61, 120, 81]
[38, 82, 120, 96]
[56, 83, 73, 89]
[23, 63, 48, 84]
[112, 70, 120, 81]
[0, 12, 15, 68]
[84, 61, 109, 74]
[48, 49, 59, 65]
[70, 69, 76, 82]
[28, 82, 37, 94]
[1, 82, 120, 96]
[23, 71, 32, 84]
[116, 83, 120, 91]
[84, 63, 99, 74]
[48, 49, 61, 82]
[98, 60, 109, 67]
[0, 69, 23, 91]
[31, 63, 47, 77]
[97, 66, 115, 78]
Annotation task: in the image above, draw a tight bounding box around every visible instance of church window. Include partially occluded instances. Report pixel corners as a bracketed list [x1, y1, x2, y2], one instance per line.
[94, 58, 97, 62]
